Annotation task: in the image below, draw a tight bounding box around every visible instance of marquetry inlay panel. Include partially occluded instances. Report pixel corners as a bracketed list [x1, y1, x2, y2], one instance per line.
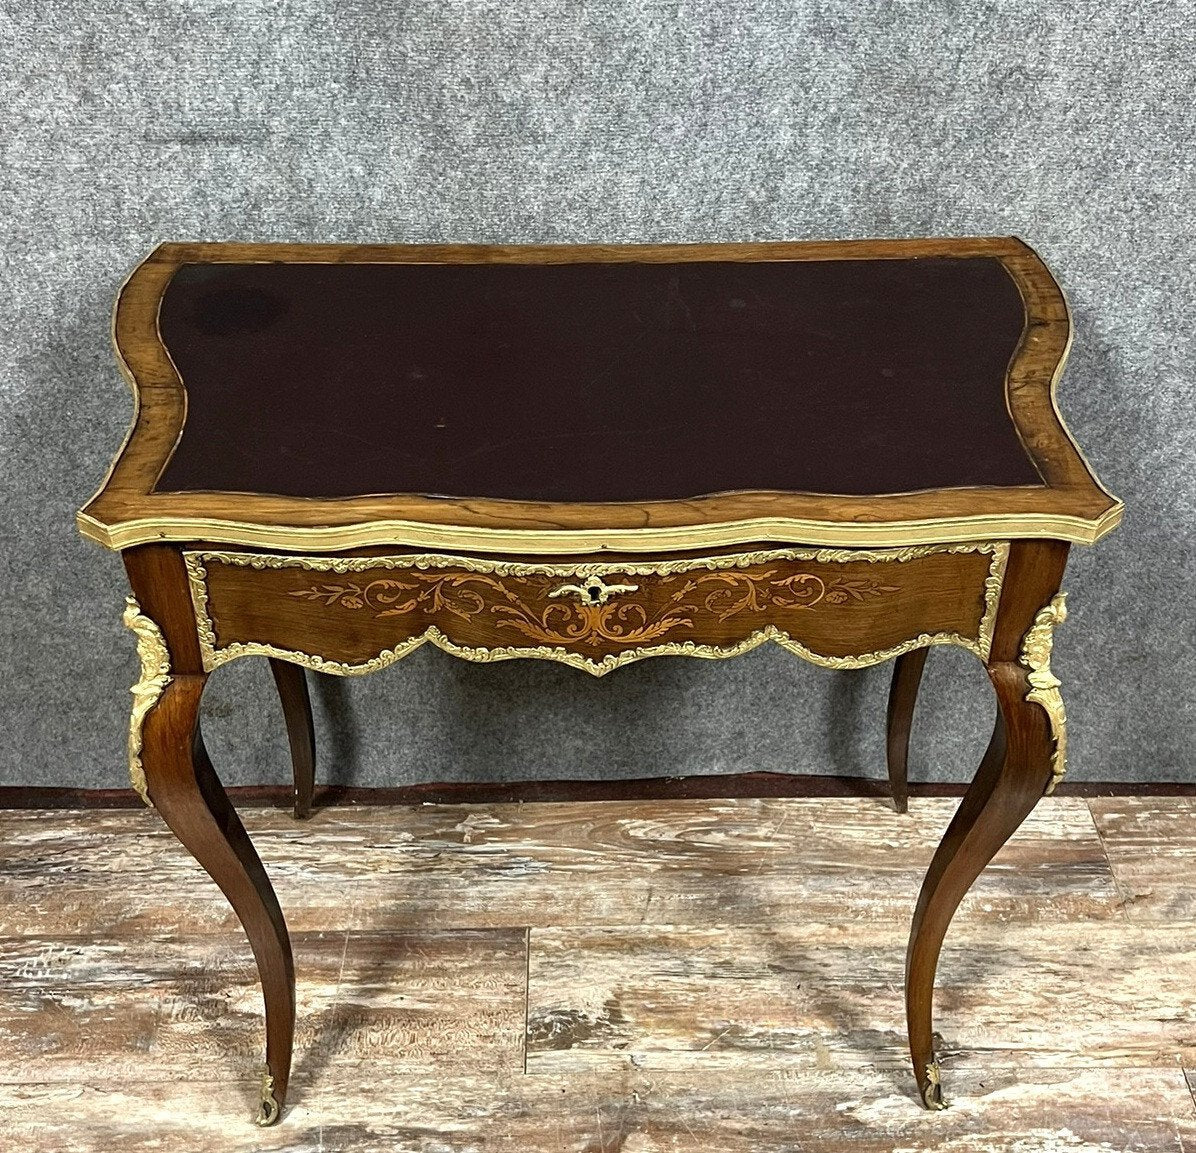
[185, 543, 1008, 677]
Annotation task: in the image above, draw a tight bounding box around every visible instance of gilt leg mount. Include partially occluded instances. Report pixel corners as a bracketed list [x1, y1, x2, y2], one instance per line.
[1018, 592, 1068, 794]
[257, 1064, 281, 1126]
[922, 1059, 946, 1110]
[122, 596, 172, 807]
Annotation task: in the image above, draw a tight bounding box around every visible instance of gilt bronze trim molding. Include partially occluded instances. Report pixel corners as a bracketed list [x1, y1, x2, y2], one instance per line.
[79, 507, 1121, 554]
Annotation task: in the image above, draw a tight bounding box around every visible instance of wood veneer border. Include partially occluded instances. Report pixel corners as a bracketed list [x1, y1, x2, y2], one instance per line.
[78, 237, 1123, 555]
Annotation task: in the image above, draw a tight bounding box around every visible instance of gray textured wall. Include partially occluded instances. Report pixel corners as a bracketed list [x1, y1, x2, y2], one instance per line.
[1, 2, 1193, 791]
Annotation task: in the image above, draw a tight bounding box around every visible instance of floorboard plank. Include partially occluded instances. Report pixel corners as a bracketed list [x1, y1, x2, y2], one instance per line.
[0, 799, 1116, 936]
[0, 928, 526, 1087]
[526, 920, 1196, 1074]
[0, 798, 1186, 1149]
[1088, 797, 1196, 922]
[1, 1068, 1192, 1152]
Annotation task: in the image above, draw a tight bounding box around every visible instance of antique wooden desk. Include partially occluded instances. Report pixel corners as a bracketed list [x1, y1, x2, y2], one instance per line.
[78, 239, 1121, 1125]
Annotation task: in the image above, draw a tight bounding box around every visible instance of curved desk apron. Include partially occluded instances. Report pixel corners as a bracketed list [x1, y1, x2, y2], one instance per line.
[78, 238, 1122, 1125]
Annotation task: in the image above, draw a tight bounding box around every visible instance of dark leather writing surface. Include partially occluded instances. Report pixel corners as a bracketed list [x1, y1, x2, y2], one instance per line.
[153, 257, 1041, 501]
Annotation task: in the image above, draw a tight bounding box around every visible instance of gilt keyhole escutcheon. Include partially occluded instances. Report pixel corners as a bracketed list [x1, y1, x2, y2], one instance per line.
[548, 575, 640, 607]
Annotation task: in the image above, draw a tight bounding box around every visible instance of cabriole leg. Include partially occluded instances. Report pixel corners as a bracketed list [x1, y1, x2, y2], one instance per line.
[904, 595, 1067, 1108]
[903, 538, 1069, 1109]
[137, 670, 296, 1124]
[269, 658, 317, 819]
[886, 648, 929, 813]
[904, 661, 1054, 1107]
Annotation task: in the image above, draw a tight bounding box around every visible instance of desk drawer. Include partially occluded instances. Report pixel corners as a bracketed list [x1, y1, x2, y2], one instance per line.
[184, 544, 1008, 676]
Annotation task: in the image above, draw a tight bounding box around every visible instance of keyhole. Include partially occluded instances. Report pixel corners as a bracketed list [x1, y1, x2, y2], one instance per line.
[586, 584, 602, 603]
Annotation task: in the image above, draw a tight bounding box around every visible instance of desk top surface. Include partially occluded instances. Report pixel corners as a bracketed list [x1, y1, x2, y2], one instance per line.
[79, 239, 1121, 555]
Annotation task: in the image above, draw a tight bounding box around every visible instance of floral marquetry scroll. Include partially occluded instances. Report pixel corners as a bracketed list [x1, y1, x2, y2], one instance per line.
[282, 567, 902, 650]
[185, 543, 1008, 677]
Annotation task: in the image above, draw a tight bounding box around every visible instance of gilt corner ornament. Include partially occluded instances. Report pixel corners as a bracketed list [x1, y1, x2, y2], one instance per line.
[1019, 592, 1068, 794]
[122, 596, 171, 807]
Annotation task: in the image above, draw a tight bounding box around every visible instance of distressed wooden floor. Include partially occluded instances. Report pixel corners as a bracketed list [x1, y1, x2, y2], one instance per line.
[0, 795, 1194, 1151]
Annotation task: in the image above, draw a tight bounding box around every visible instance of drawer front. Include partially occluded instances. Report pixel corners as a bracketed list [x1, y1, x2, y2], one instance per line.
[184, 543, 1008, 676]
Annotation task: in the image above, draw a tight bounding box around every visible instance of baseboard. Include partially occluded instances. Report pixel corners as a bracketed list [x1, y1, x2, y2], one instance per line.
[0, 774, 1191, 810]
